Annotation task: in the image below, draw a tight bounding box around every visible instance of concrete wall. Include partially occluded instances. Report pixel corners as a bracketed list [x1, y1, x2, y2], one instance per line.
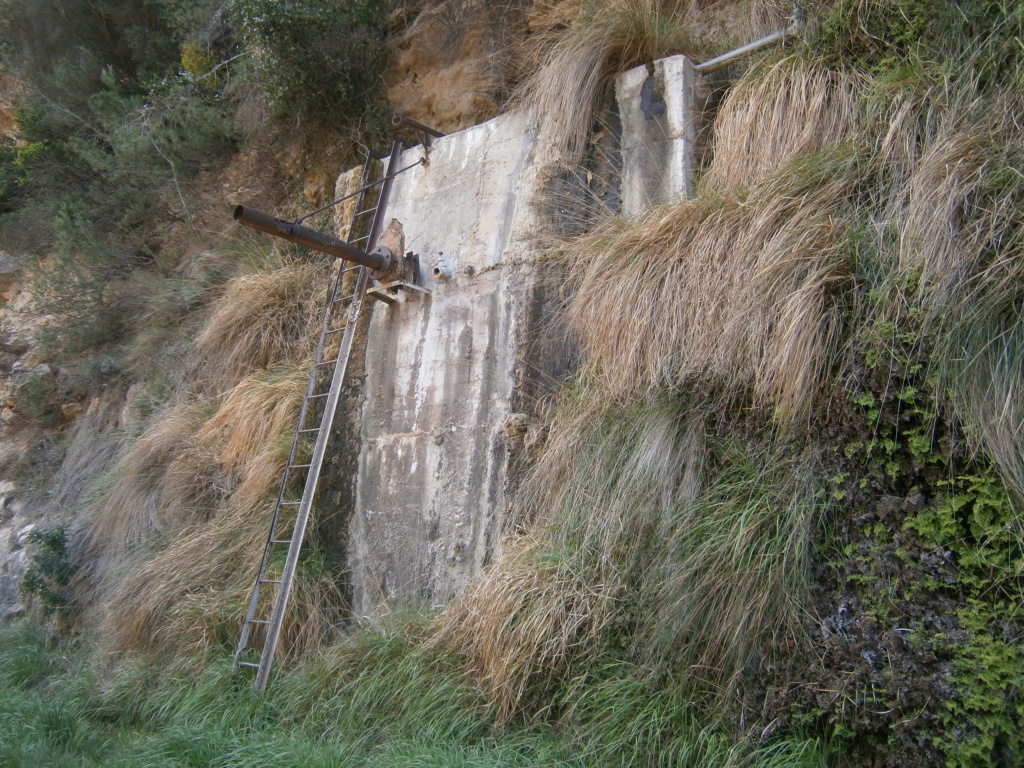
[344, 56, 694, 618]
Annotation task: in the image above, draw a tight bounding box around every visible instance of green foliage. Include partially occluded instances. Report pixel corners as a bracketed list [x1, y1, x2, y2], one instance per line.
[11, 366, 59, 426]
[0, 0, 223, 88]
[21, 526, 79, 616]
[6, 77, 235, 353]
[791, 305, 1024, 765]
[232, 0, 388, 124]
[0, 616, 829, 768]
[0, 0, 238, 358]
[813, 0, 1024, 88]
[904, 470, 1024, 767]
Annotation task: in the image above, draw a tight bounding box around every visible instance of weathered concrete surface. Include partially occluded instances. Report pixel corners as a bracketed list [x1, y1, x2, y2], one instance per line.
[345, 56, 696, 618]
[615, 55, 696, 216]
[348, 112, 575, 617]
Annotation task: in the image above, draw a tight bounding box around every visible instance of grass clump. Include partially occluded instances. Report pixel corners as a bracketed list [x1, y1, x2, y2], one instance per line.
[0, 617, 829, 768]
[438, 390, 816, 722]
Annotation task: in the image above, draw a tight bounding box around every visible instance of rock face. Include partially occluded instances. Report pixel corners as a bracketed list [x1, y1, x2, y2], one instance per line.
[0, 484, 32, 621]
[385, 0, 583, 135]
[0, 254, 67, 620]
[385, 0, 528, 134]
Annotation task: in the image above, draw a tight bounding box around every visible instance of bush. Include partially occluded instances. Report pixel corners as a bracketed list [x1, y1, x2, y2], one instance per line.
[232, 0, 387, 124]
[21, 526, 79, 616]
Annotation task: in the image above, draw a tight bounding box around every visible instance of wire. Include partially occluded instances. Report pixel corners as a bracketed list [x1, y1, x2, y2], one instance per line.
[294, 158, 425, 224]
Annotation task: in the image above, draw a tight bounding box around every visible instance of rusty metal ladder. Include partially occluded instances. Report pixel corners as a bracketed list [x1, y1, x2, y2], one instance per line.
[232, 141, 403, 693]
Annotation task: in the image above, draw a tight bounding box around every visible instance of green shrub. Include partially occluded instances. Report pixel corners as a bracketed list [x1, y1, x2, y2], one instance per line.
[21, 526, 79, 616]
[12, 367, 59, 426]
[232, 0, 387, 124]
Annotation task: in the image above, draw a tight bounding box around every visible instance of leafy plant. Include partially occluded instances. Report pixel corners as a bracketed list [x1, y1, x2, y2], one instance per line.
[232, 0, 387, 125]
[21, 526, 79, 616]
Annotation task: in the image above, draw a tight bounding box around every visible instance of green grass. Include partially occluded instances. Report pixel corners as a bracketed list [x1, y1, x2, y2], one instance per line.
[0, 619, 830, 768]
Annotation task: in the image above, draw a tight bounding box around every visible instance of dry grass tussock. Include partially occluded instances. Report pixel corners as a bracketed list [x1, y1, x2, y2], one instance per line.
[97, 497, 340, 661]
[90, 363, 339, 659]
[436, 393, 814, 712]
[702, 56, 863, 191]
[436, 395, 741, 716]
[74, 239, 343, 662]
[434, 537, 618, 722]
[896, 94, 1024, 501]
[86, 365, 304, 555]
[86, 399, 220, 556]
[516, 0, 792, 159]
[194, 260, 328, 390]
[568, 171, 849, 418]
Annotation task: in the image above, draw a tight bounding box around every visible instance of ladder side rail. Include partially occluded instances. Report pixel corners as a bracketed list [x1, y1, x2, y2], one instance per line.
[252, 267, 370, 693]
[365, 141, 403, 253]
[252, 141, 403, 693]
[233, 153, 382, 672]
[231, 260, 350, 670]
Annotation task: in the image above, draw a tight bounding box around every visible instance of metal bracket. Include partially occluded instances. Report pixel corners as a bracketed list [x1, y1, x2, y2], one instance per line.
[367, 253, 429, 304]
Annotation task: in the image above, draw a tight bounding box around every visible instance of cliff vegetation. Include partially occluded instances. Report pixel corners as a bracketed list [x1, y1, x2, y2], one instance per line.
[0, 1, 1022, 766]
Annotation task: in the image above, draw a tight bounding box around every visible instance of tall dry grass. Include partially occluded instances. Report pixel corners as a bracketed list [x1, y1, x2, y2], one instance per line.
[79, 240, 342, 661]
[437, 390, 814, 715]
[90, 363, 342, 659]
[194, 261, 328, 390]
[702, 56, 862, 191]
[567, 171, 849, 419]
[516, 0, 793, 159]
[85, 399, 220, 555]
[435, 28, 1024, 724]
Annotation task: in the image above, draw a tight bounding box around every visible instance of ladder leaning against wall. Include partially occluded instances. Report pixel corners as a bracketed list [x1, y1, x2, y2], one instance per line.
[232, 140, 403, 694]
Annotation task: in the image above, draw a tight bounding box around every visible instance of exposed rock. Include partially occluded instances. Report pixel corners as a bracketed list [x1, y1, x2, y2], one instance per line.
[385, 0, 530, 134]
[0, 252, 21, 303]
[0, 493, 32, 621]
[61, 402, 84, 422]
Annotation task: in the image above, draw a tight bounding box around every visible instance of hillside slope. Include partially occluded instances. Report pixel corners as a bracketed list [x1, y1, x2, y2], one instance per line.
[0, 1, 1022, 766]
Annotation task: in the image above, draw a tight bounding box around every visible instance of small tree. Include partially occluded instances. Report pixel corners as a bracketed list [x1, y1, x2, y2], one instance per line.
[232, 0, 387, 125]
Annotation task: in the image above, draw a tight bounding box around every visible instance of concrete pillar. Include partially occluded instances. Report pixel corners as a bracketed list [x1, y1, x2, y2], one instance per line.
[615, 55, 696, 216]
[347, 114, 574, 618]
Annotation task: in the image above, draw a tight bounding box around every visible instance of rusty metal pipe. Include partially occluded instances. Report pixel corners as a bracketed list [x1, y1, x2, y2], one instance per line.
[233, 205, 389, 272]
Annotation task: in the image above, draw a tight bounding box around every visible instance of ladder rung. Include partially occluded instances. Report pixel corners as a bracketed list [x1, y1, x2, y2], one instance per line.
[354, 206, 377, 215]
[317, 358, 338, 367]
[307, 392, 329, 400]
[248, 619, 270, 626]
[269, 539, 291, 545]
[260, 579, 282, 584]
[238, 662, 260, 669]
[350, 236, 369, 244]
[332, 295, 354, 304]
[324, 326, 346, 334]
[298, 427, 319, 433]
[289, 464, 312, 470]
[341, 265, 361, 272]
